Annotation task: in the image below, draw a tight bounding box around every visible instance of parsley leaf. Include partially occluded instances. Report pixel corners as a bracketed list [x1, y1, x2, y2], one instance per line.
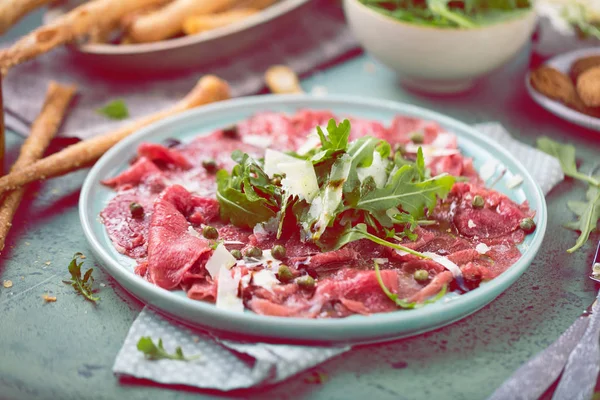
[97, 99, 129, 120]
[565, 187, 600, 254]
[63, 253, 100, 303]
[537, 137, 600, 187]
[137, 337, 201, 361]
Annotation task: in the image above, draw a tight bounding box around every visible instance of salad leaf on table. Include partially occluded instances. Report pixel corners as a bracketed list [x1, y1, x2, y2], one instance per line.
[537, 137, 600, 253]
[97, 99, 129, 120]
[63, 252, 100, 303]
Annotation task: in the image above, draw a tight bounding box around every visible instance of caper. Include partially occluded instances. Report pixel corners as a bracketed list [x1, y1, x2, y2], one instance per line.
[414, 269, 430, 282]
[245, 246, 263, 258]
[202, 159, 217, 173]
[230, 249, 243, 260]
[472, 195, 485, 209]
[277, 264, 293, 283]
[222, 125, 239, 138]
[271, 175, 283, 186]
[129, 202, 144, 219]
[296, 275, 315, 290]
[271, 245, 287, 260]
[202, 225, 219, 240]
[409, 132, 424, 144]
[519, 218, 536, 234]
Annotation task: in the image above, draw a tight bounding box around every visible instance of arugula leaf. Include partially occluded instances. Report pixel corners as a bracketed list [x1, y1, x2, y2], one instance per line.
[537, 137, 600, 187]
[97, 99, 129, 120]
[332, 223, 429, 259]
[565, 187, 600, 253]
[215, 152, 279, 229]
[374, 261, 448, 309]
[317, 119, 351, 152]
[137, 337, 201, 361]
[63, 253, 100, 303]
[356, 165, 455, 226]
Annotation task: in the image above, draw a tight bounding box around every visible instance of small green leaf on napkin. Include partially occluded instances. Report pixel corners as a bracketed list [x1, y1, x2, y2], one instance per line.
[137, 337, 201, 361]
[97, 99, 129, 120]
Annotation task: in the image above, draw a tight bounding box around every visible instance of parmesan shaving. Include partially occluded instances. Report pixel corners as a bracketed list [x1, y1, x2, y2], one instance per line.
[506, 174, 524, 189]
[475, 243, 491, 254]
[216, 268, 243, 313]
[422, 252, 465, 288]
[251, 269, 280, 292]
[263, 149, 300, 177]
[357, 151, 389, 188]
[479, 160, 498, 181]
[280, 160, 319, 202]
[205, 244, 237, 279]
[468, 219, 477, 228]
[242, 134, 273, 149]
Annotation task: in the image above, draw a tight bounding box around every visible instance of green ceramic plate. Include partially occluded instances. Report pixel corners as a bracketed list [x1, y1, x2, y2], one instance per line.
[79, 95, 547, 345]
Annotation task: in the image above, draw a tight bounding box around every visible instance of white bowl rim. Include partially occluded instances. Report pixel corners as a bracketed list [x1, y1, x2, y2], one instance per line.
[346, 0, 536, 32]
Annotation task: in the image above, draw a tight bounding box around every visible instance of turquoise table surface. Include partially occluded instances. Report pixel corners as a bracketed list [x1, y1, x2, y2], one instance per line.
[2, 10, 600, 400]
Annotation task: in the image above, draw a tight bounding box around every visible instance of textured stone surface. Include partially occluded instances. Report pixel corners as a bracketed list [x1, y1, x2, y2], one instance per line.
[2, 11, 600, 400]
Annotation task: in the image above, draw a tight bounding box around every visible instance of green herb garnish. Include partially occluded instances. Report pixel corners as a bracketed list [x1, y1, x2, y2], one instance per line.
[137, 337, 200, 361]
[215, 119, 454, 253]
[374, 261, 447, 309]
[97, 99, 129, 120]
[537, 137, 600, 253]
[63, 253, 100, 303]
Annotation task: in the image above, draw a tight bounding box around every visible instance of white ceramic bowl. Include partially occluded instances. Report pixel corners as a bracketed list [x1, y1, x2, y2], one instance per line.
[343, 0, 537, 93]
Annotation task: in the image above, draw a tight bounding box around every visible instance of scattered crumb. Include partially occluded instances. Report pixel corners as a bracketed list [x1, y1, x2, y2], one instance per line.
[446, 228, 452, 232]
[80, 255, 86, 259]
[45, 261, 51, 265]
[364, 62, 376, 74]
[24, 242, 30, 246]
[310, 86, 328, 96]
[3, 280, 13, 288]
[42, 294, 57, 303]
[20, 276, 24, 280]
[192, 336, 200, 343]
[468, 219, 477, 228]
[100, 283, 106, 287]
[51, 189, 59, 195]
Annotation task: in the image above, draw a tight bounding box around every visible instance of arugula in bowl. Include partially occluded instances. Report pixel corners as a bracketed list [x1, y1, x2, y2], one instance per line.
[360, 0, 533, 29]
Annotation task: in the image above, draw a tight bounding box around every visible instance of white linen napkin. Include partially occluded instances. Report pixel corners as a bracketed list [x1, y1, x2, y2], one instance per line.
[113, 122, 564, 390]
[1, 0, 358, 139]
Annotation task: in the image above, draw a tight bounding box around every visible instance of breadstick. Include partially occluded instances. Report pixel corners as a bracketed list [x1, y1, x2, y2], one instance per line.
[265, 65, 303, 94]
[0, 0, 53, 35]
[127, 0, 237, 43]
[0, 81, 76, 252]
[183, 9, 259, 35]
[0, 0, 166, 74]
[0, 75, 230, 194]
[236, 0, 277, 9]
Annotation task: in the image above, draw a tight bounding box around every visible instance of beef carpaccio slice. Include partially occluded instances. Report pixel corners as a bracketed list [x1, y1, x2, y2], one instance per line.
[100, 110, 534, 318]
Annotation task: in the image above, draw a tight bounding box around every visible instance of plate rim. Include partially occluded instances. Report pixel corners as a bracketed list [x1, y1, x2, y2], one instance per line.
[47, 0, 311, 55]
[525, 47, 600, 132]
[79, 94, 547, 343]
